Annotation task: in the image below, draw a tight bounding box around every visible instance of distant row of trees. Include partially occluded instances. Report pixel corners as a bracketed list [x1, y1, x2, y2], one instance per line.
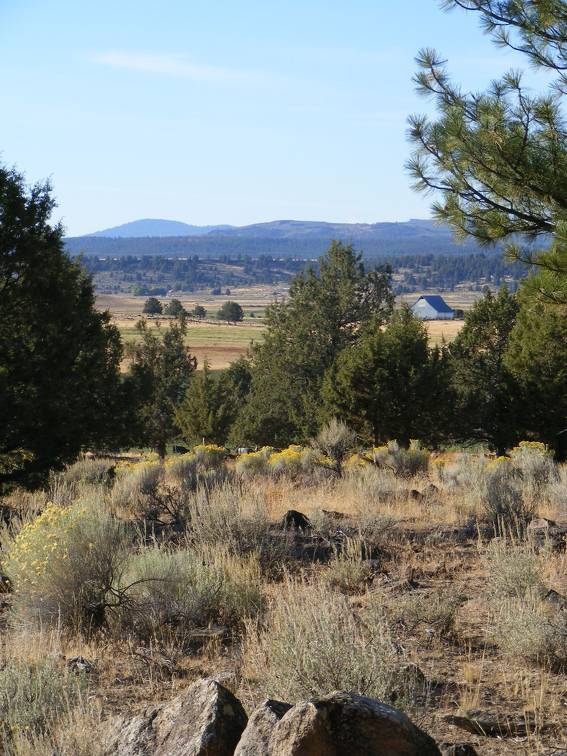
[85, 250, 527, 298]
[142, 297, 244, 322]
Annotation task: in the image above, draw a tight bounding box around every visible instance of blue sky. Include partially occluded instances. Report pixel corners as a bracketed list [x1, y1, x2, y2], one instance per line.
[0, 0, 548, 235]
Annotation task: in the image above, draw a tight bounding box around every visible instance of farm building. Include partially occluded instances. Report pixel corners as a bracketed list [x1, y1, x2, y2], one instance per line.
[411, 295, 454, 321]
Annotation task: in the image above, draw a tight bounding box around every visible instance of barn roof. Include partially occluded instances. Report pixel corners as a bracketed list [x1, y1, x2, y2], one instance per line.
[413, 295, 454, 314]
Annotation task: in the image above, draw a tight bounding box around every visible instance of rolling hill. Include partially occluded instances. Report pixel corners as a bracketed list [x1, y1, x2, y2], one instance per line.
[66, 218, 496, 258]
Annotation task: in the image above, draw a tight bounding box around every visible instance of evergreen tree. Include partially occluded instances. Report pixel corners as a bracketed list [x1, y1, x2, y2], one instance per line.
[177, 357, 253, 446]
[0, 165, 125, 489]
[449, 288, 520, 454]
[217, 301, 244, 322]
[408, 1, 567, 303]
[143, 297, 162, 315]
[127, 320, 196, 457]
[163, 298, 185, 318]
[505, 284, 567, 457]
[233, 242, 394, 446]
[323, 308, 451, 446]
[176, 360, 223, 445]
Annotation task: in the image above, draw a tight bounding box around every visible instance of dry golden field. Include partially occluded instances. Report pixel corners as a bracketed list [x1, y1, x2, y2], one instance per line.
[97, 287, 470, 369]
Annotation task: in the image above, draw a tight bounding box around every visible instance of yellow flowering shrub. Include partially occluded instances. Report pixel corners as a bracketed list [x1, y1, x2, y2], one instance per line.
[192, 443, 226, 467]
[235, 447, 274, 477]
[268, 445, 304, 475]
[5, 502, 128, 629]
[6, 504, 82, 593]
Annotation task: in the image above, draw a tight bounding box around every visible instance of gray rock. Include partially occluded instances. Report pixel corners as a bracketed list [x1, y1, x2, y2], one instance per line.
[235, 699, 292, 755]
[105, 678, 247, 756]
[266, 690, 440, 755]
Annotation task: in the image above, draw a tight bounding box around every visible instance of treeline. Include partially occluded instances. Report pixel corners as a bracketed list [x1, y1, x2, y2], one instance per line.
[83, 254, 307, 294]
[387, 253, 528, 293]
[65, 229, 490, 260]
[3, 162, 565, 493]
[83, 251, 527, 296]
[176, 243, 566, 458]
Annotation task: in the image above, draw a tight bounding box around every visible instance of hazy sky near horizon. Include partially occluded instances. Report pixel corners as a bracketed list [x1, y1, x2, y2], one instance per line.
[0, 1, 550, 235]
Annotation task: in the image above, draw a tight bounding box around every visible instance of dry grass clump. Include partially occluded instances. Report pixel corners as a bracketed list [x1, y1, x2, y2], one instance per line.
[243, 577, 399, 703]
[116, 544, 264, 648]
[322, 537, 374, 594]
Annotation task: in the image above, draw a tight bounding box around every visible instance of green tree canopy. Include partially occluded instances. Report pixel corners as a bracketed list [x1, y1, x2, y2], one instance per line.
[177, 357, 253, 446]
[217, 301, 244, 322]
[193, 305, 207, 319]
[0, 165, 124, 488]
[233, 242, 394, 446]
[407, 1, 567, 303]
[143, 297, 163, 315]
[127, 320, 196, 457]
[163, 298, 185, 318]
[323, 307, 451, 447]
[505, 284, 567, 457]
[449, 287, 520, 454]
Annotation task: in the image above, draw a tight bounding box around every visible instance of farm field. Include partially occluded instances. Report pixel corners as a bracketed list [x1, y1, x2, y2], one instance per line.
[97, 290, 272, 369]
[97, 287, 471, 369]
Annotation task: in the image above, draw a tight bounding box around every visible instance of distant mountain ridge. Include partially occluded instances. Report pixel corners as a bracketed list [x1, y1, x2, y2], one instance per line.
[89, 218, 233, 238]
[67, 217, 497, 258]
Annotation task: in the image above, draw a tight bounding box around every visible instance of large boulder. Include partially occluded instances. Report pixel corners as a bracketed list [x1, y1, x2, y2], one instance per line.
[105, 678, 247, 756]
[239, 690, 440, 755]
[235, 699, 292, 755]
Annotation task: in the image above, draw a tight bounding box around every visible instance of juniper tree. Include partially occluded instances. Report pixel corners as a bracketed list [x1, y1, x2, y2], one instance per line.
[233, 242, 394, 446]
[449, 287, 520, 454]
[407, 0, 567, 303]
[0, 165, 125, 488]
[323, 307, 451, 447]
[127, 320, 196, 457]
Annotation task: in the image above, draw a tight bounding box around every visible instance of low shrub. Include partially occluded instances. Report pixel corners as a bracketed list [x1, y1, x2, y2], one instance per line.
[116, 545, 264, 648]
[0, 659, 86, 744]
[192, 444, 226, 468]
[439, 452, 487, 491]
[110, 460, 163, 515]
[372, 441, 429, 478]
[510, 441, 558, 487]
[311, 419, 356, 477]
[482, 458, 535, 533]
[491, 595, 567, 668]
[268, 445, 306, 476]
[5, 502, 129, 631]
[183, 482, 287, 570]
[235, 448, 273, 478]
[244, 578, 398, 703]
[61, 458, 115, 487]
[482, 540, 546, 601]
[323, 537, 374, 594]
[388, 586, 462, 636]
